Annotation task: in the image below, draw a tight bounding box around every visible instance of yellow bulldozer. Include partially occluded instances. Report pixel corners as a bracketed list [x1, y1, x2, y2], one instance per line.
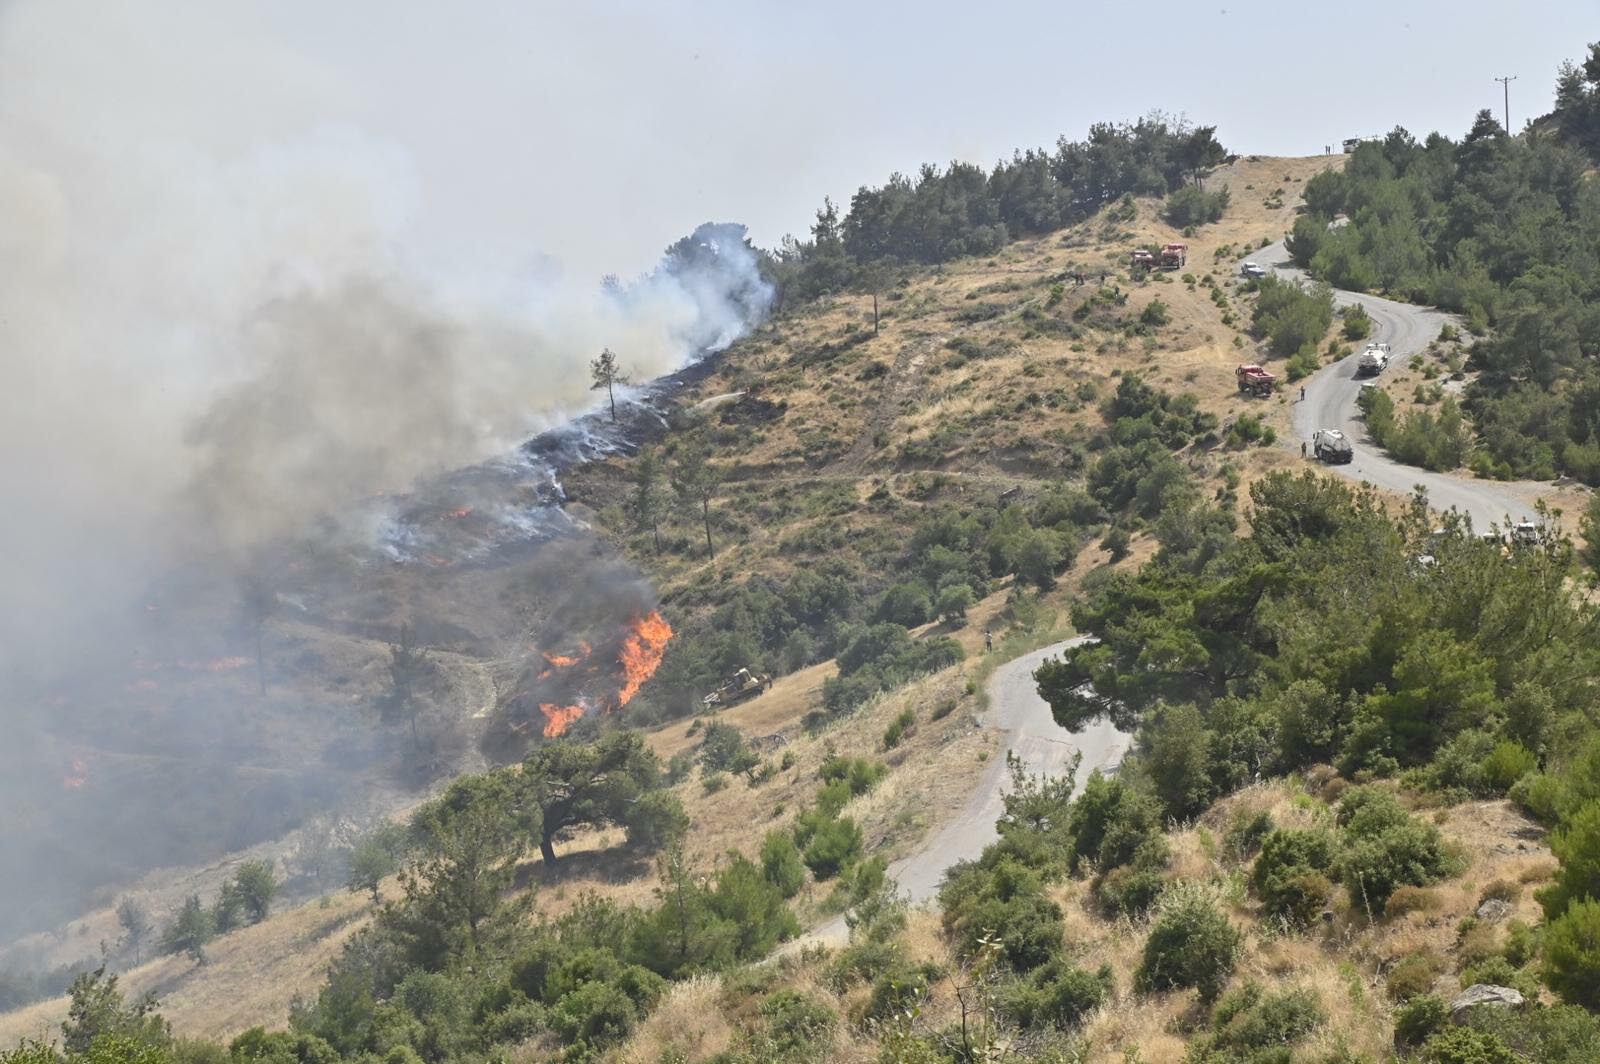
[701, 667, 772, 708]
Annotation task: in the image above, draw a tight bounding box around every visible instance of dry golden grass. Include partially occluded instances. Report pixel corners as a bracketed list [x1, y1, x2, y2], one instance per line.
[0, 892, 374, 1048]
[575, 156, 1344, 597]
[614, 975, 734, 1063]
[1, 157, 1413, 1051]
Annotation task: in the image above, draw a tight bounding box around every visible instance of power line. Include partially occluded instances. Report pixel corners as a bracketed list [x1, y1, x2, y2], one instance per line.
[1494, 75, 1518, 133]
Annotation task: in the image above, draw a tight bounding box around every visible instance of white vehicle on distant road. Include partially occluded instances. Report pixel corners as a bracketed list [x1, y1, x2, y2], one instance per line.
[1356, 342, 1391, 377]
[1313, 428, 1354, 464]
[1241, 262, 1266, 278]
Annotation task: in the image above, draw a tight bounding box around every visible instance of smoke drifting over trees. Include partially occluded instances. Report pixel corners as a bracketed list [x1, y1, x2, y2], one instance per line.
[0, 0, 772, 942]
[0, 3, 772, 669]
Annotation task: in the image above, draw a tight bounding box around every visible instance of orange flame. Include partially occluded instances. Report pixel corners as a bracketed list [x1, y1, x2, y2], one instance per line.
[527, 615, 669, 739]
[617, 611, 673, 708]
[62, 759, 89, 790]
[443, 506, 473, 519]
[539, 702, 585, 738]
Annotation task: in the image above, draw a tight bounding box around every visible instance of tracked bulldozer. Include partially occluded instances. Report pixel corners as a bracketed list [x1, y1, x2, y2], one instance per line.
[701, 667, 772, 708]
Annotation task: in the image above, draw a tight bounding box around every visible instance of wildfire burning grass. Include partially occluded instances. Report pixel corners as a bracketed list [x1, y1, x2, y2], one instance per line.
[536, 609, 672, 737]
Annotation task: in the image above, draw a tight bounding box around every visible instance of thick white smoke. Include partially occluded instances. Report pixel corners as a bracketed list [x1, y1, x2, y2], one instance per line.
[0, 2, 771, 669]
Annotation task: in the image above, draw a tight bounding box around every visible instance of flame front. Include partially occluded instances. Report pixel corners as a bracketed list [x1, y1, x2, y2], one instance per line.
[526, 612, 671, 738]
[539, 702, 585, 737]
[617, 611, 673, 708]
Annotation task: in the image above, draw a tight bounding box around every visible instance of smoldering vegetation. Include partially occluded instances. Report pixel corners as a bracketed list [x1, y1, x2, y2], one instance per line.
[0, 0, 774, 945]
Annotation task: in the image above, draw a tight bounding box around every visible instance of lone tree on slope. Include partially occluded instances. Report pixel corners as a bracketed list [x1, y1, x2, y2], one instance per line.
[521, 731, 685, 865]
[671, 446, 722, 560]
[382, 624, 431, 753]
[631, 446, 666, 553]
[115, 898, 152, 966]
[590, 347, 631, 421]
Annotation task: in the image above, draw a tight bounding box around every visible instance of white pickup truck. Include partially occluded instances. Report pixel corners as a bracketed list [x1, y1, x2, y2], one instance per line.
[1356, 342, 1391, 377]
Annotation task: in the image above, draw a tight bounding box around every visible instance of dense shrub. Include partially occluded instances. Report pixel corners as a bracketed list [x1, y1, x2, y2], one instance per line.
[1093, 838, 1170, 918]
[939, 858, 1065, 972]
[1003, 960, 1112, 1029]
[1337, 786, 1461, 912]
[818, 755, 888, 796]
[1360, 387, 1472, 472]
[1251, 828, 1337, 927]
[760, 830, 806, 898]
[935, 583, 974, 622]
[1135, 890, 1241, 1001]
[1394, 995, 1449, 1047]
[1386, 951, 1445, 1002]
[1224, 810, 1275, 861]
[798, 815, 863, 880]
[698, 722, 758, 778]
[1341, 303, 1372, 340]
[1385, 885, 1444, 919]
[876, 583, 932, 627]
[1540, 801, 1600, 919]
[1067, 772, 1164, 872]
[1419, 1027, 1520, 1064]
[881, 709, 916, 750]
[1251, 275, 1334, 358]
[1164, 184, 1230, 228]
[821, 624, 964, 715]
[757, 990, 836, 1059]
[1196, 983, 1323, 1058]
[1542, 897, 1600, 1008]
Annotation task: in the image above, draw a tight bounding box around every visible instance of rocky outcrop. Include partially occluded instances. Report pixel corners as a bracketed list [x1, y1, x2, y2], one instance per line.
[1449, 984, 1525, 1024]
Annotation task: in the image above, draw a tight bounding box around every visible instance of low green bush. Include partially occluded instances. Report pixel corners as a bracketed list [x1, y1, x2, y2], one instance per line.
[1135, 890, 1241, 1001]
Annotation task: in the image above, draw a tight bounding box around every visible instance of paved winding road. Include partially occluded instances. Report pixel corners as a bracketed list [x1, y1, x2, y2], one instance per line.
[802, 638, 1131, 944]
[794, 242, 1563, 950]
[1250, 241, 1548, 532]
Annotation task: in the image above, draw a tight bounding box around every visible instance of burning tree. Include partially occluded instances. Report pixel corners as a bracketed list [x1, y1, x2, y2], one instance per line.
[590, 346, 632, 422]
[522, 610, 673, 741]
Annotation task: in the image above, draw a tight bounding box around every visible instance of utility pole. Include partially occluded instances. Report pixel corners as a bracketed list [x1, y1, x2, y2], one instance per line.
[1494, 75, 1518, 133]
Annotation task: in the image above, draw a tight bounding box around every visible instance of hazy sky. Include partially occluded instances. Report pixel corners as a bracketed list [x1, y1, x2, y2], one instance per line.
[249, 1, 1596, 277]
[5, 1, 1593, 282]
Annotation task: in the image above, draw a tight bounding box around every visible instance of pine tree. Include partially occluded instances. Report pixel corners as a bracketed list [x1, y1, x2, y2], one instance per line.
[590, 347, 631, 421]
[160, 896, 214, 966]
[115, 899, 152, 966]
[670, 447, 721, 559]
[630, 448, 665, 553]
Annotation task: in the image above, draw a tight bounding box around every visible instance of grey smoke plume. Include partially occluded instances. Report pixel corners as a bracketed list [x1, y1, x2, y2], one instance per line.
[183, 225, 771, 554]
[0, 0, 776, 943]
[0, 0, 772, 666]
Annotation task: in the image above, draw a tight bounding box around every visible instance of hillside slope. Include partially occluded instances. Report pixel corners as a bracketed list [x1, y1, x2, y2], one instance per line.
[0, 155, 1336, 1047]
